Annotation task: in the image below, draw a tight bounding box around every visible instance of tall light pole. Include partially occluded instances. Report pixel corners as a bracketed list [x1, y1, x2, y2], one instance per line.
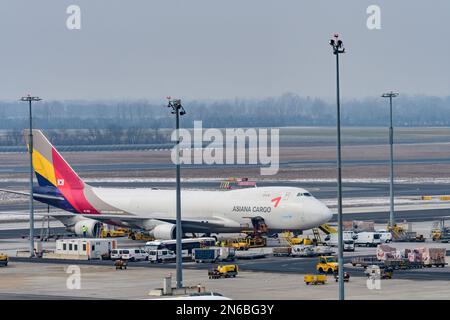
[166, 97, 186, 289]
[20, 94, 42, 258]
[329, 33, 345, 300]
[382, 91, 399, 228]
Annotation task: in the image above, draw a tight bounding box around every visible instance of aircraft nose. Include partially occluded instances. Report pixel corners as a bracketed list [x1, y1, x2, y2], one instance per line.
[316, 202, 333, 224]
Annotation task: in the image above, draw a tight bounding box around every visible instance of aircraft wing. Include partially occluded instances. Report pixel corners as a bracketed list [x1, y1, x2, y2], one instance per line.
[0, 189, 65, 201]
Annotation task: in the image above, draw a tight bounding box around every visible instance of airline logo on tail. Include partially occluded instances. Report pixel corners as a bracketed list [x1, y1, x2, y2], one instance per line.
[25, 129, 100, 214]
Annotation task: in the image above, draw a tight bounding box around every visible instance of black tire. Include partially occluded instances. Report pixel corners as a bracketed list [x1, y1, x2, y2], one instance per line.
[318, 268, 324, 273]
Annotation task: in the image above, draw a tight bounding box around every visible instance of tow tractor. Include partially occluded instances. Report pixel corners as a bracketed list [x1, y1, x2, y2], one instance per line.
[316, 255, 339, 274]
[208, 264, 239, 279]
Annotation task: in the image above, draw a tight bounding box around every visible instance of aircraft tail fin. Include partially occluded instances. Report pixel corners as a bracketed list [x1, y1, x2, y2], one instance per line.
[24, 129, 85, 190]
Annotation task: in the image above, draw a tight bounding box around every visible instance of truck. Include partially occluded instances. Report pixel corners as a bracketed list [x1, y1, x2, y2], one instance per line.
[316, 256, 339, 274]
[290, 245, 335, 257]
[352, 252, 446, 270]
[193, 247, 236, 263]
[208, 264, 238, 279]
[272, 246, 292, 257]
[324, 232, 355, 251]
[354, 232, 382, 247]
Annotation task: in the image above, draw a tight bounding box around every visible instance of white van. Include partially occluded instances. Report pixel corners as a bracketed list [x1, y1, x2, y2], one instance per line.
[122, 248, 149, 261]
[110, 249, 125, 260]
[355, 232, 382, 247]
[324, 231, 357, 247]
[376, 230, 393, 243]
[343, 239, 355, 252]
[149, 249, 176, 263]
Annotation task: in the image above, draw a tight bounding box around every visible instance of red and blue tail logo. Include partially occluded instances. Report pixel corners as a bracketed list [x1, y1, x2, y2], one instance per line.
[26, 130, 100, 214]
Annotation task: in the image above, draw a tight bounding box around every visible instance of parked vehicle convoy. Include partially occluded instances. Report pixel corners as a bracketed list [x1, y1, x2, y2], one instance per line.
[121, 248, 149, 261]
[316, 256, 339, 274]
[304, 274, 327, 285]
[354, 232, 381, 247]
[0, 253, 8, 267]
[208, 264, 238, 279]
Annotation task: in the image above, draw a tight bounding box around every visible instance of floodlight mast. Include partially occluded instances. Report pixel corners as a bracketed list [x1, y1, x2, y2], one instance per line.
[381, 91, 399, 228]
[20, 94, 42, 258]
[329, 33, 345, 301]
[166, 97, 186, 289]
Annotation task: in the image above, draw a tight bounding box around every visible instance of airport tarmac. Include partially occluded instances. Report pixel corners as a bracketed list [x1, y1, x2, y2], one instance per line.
[1, 259, 450, 300]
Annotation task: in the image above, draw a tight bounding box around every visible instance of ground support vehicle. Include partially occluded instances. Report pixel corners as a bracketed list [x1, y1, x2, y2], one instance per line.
[208, 264, 238, 279]
[304, 274, 327, 285]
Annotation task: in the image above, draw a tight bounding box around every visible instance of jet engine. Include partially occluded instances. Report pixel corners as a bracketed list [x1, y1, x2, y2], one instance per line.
[71, 220, 102, 238]
[149, 223, 176, 240]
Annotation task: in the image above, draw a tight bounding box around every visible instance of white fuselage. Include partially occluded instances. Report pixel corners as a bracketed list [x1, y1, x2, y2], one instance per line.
[90, 186, 333, 232]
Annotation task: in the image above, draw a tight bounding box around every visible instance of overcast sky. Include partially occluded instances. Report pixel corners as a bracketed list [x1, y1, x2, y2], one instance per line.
[0, 0, 449, 101]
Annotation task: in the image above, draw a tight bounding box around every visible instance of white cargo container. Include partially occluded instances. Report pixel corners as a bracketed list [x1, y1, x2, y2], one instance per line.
[55, 238, 117, 260]
[355, 232, 382, 247]
[376, 230, 393, 243]
[324, 231, 357, 247]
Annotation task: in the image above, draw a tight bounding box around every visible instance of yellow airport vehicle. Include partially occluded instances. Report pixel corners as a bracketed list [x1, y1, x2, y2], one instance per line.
[128, 231, 154, 241]
[316, 256, 339, 274]
[219, 239, 249, 251]
[318, 224, 337, 235]
[245, 236, 267, 248]
[281, 232, 312, 246]
[304, 274, 327, 285]
[0, 253, 8, 267]
[208, 264, 239, 279]
[101, 227, 128, 238]
[431, 217, 450, 242]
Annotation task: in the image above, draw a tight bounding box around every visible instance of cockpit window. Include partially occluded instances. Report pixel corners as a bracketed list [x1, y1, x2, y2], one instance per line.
[297, 192, 312, 197]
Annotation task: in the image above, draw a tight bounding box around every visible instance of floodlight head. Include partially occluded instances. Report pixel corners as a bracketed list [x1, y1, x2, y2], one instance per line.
[381, 91, 400, 98]
[337, 40, 343, 48]
[329, 39, 335, 46]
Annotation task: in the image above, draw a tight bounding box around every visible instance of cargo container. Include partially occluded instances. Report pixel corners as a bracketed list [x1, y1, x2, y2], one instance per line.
[53, 238, 116, 260]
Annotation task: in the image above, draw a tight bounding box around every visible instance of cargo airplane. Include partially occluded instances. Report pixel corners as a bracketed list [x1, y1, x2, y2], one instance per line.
[0, 130, 333, 239]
